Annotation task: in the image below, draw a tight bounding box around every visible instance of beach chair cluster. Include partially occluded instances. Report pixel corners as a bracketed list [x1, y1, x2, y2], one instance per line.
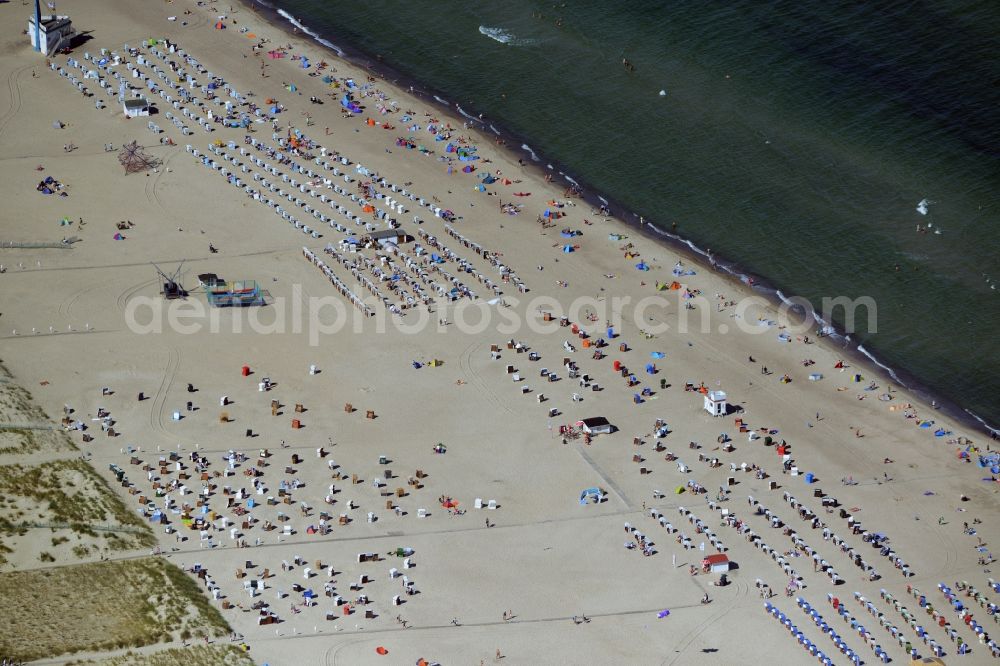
[797, 596, 868, 664]
[301, 247, 374, 317]
[674, 505, 727, 553]
[742, 497, 802, 581]
[113, 408, 434, 626]
[194, 141, 496, 316]
[850, 592, 915, 660]
[444, 224, 528, 294]
[370, 251, 435, 307]
[318, 245, 397, 315]
[188, 126, 516, 316]
[778, 492, 869, 585]
[414, 229, 477, 300]
[873, 588, 954, 659]
[936, 583, 1000, 656]
[762, 601, 837, 665]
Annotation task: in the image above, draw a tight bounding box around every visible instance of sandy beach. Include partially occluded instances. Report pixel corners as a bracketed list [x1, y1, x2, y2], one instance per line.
[1, 1, 999, 664]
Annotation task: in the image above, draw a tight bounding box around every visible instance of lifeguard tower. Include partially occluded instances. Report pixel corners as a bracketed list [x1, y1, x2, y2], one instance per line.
[704, 390, 727, 417]
[27, 12, 75, 55]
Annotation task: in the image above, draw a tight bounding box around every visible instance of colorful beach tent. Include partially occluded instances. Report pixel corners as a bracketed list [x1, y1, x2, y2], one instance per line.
[340, 95, 361, 113]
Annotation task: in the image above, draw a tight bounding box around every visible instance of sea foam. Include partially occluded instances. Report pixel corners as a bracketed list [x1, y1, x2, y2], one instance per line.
[478, 26, 537, 46]
[276, 9, 344, 56]
[857, 344, 904, 385]
[479, 26, 514, 44]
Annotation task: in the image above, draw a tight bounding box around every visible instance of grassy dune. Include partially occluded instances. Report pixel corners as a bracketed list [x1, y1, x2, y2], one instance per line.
[0, 557, 231, 662]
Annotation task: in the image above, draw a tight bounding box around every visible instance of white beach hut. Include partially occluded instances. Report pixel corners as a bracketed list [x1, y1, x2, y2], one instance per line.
[123, 97, 150, 118]
[704, 390, 727, 417]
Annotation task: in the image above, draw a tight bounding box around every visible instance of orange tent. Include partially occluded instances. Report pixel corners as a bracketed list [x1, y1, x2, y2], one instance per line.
[214, 21, 225, 29]
[669, 281, 681, 290]
[366, 118, 376, 126]
[363, 205, 375, 214]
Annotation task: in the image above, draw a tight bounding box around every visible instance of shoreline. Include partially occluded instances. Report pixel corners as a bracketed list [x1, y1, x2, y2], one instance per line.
[245, 0, 996, 437]
[5, 2, 1000, 663]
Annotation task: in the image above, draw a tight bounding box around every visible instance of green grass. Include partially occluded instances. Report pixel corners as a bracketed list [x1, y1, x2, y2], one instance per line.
[0, 363, 76, 454]
[67, 644, 256, 666]
[0, 557, 234, 662]
[0, 459, 154, 547]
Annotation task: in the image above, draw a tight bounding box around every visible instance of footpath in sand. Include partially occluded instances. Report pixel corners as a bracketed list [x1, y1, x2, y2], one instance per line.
[1, 1, 999, 664]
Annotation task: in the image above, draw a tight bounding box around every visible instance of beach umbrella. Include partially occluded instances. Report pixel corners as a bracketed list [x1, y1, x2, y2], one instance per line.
[651, 351, 665, 359]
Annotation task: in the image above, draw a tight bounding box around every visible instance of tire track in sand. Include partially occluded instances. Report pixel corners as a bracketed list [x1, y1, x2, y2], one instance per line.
[662, 581, 748, 665]
[0, 65, 29, 138]
[144, 148, 179, 213]
[116, 278, 159, 312]
[148, 347, 180, 441]
[324, 637, 369, 666]
[58, 277, 114, 320]
[458, 340, 515, 415]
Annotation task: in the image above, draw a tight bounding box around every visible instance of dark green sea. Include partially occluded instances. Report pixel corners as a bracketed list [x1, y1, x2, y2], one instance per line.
[256, 0, 1000, 432]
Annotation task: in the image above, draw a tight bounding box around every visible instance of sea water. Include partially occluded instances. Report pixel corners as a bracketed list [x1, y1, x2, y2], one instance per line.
[255, 0, 1000, 430]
